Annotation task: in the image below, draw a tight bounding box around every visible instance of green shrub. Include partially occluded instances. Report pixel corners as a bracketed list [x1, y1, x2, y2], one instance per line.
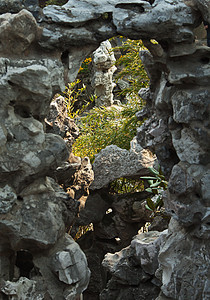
[111, 37, 149, 96]
[110, 177, 144, 194]
[72, 95, 144, 163]
[62, 79, 95, 119]
[141, 167, 168, 212]
[44, 0, 67, 6]
[69, 38, 149, 163]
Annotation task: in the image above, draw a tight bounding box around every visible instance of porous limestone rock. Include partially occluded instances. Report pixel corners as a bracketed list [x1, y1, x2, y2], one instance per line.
[91, 137, 157, 190]
[187, 0, 210, 23]
[0, 185, 17, 214]
[45, 95, 94, 203]
[74, 189, 154, 299]
[1, 277, 42, 300]
[0, 9, 38, 55]
[101, 231, 167, 300]
[46, 95, 80, 152]
[156, 219, 210, 300]
[0, 6, 91, 292]
[92, 40, 117, 107]
[0, 0, 209, 299]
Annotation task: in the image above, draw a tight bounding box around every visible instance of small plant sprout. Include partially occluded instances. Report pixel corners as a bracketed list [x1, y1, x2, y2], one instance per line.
[141, 167, 168, 213]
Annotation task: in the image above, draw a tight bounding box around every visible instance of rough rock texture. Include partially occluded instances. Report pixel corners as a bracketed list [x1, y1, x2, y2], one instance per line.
[100, 231, 168, 300]
[92, 40, 117, 107]
[73, 136, 157, 299]
[156, 219, 210, 300]
[2, 277, 41, 299]
[0, 0, 209, 299]
[46, 95, 80, 153]
[73, 134, 157, 299]
[91, 137, 157, 190]
[45, 95, 94, 203]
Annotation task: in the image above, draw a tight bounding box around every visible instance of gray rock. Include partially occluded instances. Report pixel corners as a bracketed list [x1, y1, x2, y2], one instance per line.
[112, 191, 152, 223]
[101, 231, 166, 299]
[0, 177, 67, 250]
[0, 185, 17, 214]
[192, 0, 210, 23]
[91, 137, 157, 190]
[164, 163, 209, 231]
[68, 45, 96, 82]
[0, 1, 209, 299]
[0, 58, 65, 117]
[131, 231, 168, 275]
[168, 47, 210, 86]
[0, 106, 69, 192]
[92, 40, 117, 107]
[0, 0, 25, 13]
[0, 10, 38, 55]
[1, 277, 43, 300]
[33, 234, 90, 300]
[113, 0, 198, 42]
[157, 218, 210, 300]
[171, 127, 208, 165]
[46, 95, 80, 152]
[53, 236, 90, 288]
[78, 192, 109, 225]
[102, 247, 151, 285]
[172, 89, 209, 124]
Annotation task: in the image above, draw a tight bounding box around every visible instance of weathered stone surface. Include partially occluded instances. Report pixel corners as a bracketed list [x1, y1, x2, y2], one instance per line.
[77, 191, 109, 225]
[112, 191, 152, 224]
[188, 0, 210, 23]
[91, 137, 157, 190]
[163, 163, 210, 239]
[0, 58, 65, 117]
[0, 0, 25, 14]
[0, 177, 65, 250]
[131, 231, 168, 275]
[92, 40, 117, 107]
[168, 47, 210, 86]
[0, 106, 69, 192]
[0, 0, 209, 299]
[68, 157, 94, 202]
[156, 219, 210, 300]
[101, 281, 160, 300]
[52, 236, 90, 287]
[1, 277, 42, 300]
[101, 231, 167, 300]
[67, 45, 96, 83]
[33, 234, 90, 300]
[0, 185, 17, 214]
[0, 10, 38, 55]
[45, 95, 94, 205]
[136, 94, 179, 179]
[46, 95, 80, 152]
[40, 0, 199, 46]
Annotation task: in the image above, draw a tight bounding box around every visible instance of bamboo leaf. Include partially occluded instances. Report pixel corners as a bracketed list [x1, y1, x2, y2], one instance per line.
[148, 167, 159, 176]
[146, 198, 155, 210]
[145, 204, 153, 211]
[140, 176, 157, 180]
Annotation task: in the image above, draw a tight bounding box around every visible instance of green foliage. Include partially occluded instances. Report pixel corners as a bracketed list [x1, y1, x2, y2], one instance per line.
[141, 167, 168, 212]
[74, 224, 93, 241]
[44, 0, 67, 6]
[62, 79, 95, 119]
[78, 57, 92, 75]
[71, 38, 149, 163]
[110, 177, 144, 194]
[72, 96, 144, 163]
[112, 37, 149, 97]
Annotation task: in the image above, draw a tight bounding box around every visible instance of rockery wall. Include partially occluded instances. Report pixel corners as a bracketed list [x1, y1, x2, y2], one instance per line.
[0, 0, 209, 299]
